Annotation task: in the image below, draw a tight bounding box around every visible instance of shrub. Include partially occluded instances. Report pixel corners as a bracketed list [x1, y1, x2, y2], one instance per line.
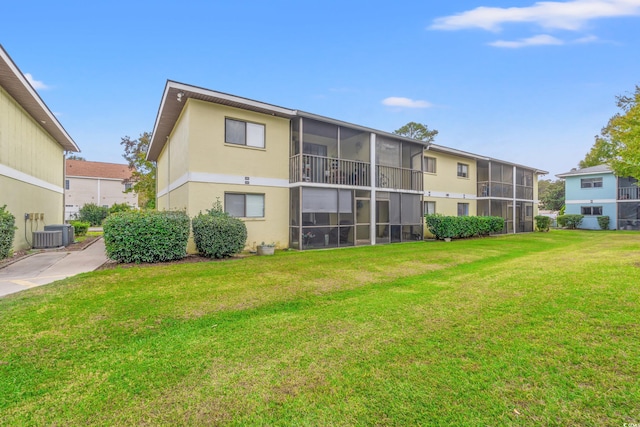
[192, 203, 247, 259]
[559, 205, 566, 216]
[535, 215, 551, 232]
[103, 210, 190, 263]
[425, 215, 504, 240]
[79, 203, 109, 226]
[597, 215, 610, 230]
[557, 214, 584, 229]
[0, 205, 17, 260]
[69, 220, 90, 236]
[109, 203, 133, 215]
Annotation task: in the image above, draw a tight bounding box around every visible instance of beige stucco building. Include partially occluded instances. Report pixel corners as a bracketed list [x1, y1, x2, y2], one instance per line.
[65, 159, 138, 220]
[0, 45, 80, 252]
[148, 81, 546, 251]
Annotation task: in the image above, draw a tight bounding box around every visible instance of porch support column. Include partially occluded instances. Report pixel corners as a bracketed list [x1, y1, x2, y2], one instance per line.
[370, 133, 376, 245]
[512, 165, 517, 233]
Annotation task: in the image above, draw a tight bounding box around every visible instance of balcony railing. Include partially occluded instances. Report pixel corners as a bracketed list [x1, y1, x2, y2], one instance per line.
[376, 165, 423, 192]
[618, 186, 640, 200]
[477, 181, 514, 198]
[290, 154, 370, 186]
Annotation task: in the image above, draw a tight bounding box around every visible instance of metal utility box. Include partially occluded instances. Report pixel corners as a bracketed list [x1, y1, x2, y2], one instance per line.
[44, 224, 75, 246]
[32, 231, 62, 249]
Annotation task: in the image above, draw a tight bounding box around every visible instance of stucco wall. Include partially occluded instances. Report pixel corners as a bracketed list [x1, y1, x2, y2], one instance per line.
[65, 176, 138, 219]
[423, 151, 477, 216]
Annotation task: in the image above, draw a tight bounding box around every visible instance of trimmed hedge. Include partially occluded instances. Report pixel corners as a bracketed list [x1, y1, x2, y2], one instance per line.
[103, 210, 190, 263]
[557, 214, 584, 229]
[69, 220, 90, 236]
[534, 215, 551, 232]
[0, 205, 17, 259]
[192, 206, 247, 259]
[79, 203, 109, 226]
[597, 215, 610, 230]
[425, 215, 504, 240]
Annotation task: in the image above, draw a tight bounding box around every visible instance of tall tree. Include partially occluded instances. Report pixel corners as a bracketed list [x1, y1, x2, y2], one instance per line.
[580, 85, 640, 179]
[538, 179, 565, 211]
[66, 154, 85, 161]
[121, 132, 156, 209]
[393, 122, 438, 143]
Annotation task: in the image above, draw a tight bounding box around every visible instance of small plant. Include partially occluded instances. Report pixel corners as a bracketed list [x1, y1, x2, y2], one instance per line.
[69, 220, 90, 236]
[0, 205, 17, 260]
[78, 203, 109, 226]
[534, 215, 551, 232]
[597, 215, 610, 230]
[259, 241, 275, 247]
[557, 214, 584, 229]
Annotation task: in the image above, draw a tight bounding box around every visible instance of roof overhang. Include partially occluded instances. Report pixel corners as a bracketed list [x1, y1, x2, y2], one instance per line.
[0, 45, 79, 152]
[148, 81, 297, 161]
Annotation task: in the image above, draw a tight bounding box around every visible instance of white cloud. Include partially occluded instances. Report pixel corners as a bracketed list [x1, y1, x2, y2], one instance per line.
[24, 73, 49, 90]
[382, 97, 432, 108]
[430, 0, 640, 31]
[489, 34, 565, 47]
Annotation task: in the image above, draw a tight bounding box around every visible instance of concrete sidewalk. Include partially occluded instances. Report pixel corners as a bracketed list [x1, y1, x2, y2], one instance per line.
[0, 238, 108, 297]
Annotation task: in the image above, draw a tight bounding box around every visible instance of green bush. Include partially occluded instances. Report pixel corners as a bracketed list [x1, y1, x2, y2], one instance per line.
[109, 203, 133, 215]
[0, 205, 17, 260]
[425, 215, 504, 240]
[69, 220, 90, 236]
[103, 210, 190, 263]
[79, 203, 109, 226]
[534, 215, 551, 232]
[192, 203, 247, 258]
[597, 215, 610, 230]
[557, 214, 584, 229]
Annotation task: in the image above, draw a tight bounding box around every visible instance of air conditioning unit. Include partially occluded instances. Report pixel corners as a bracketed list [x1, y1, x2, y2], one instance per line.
[44, 224, 75, 246]
[32, 231, 62, 249]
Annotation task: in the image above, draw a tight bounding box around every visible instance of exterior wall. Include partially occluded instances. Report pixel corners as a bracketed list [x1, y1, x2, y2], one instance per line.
[65, 176, 138, 219]
[564, 172, 617, 230]
[156, 99, 291, 252]
[0, 87, 65, 251]
[423, 151, 477, 216]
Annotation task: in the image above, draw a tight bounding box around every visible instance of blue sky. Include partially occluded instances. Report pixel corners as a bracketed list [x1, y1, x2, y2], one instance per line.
[2, 0, 639, 178]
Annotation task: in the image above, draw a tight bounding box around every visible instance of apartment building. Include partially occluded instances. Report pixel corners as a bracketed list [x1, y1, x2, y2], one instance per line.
[557, 165, 639, 230]
[148, 81, 545, 251]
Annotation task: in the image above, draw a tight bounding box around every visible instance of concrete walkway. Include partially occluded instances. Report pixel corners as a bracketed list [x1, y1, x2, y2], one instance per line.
[0, 238, 108, 297]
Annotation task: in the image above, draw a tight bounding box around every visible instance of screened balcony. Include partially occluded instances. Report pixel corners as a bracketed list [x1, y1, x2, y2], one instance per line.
[618, 177, 640, 200]
[290, 154, 370, 186]
[376, 165, 423, 192]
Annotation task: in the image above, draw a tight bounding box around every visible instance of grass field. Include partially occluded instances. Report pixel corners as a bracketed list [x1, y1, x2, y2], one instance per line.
[1, 230, 639, 426]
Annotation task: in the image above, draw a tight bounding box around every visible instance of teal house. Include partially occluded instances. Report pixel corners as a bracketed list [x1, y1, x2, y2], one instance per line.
[557, 165, 639, 230]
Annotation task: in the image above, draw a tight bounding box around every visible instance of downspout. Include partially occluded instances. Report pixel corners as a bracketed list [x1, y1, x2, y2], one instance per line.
[370, 132, 376, 245]
[63, 151, 67, 222]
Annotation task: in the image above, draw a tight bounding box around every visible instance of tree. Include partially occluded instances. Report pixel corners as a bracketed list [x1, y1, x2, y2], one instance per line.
[393, 122, 438, 143]
[66, 154, 85, 161]
[121, 132, 156, 209]
[538, 179, 565, 211]
[580, 85, 640, 179]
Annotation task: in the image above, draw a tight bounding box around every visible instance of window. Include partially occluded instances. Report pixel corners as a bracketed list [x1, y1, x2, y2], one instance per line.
[424, 156, 436, 173]
[581, 177, 603, 188]
[65, 179, 69, 190]
[225, 118, 265, 148]
[124, 182, 132, 191]
[225, 193, 265, 217]
[458, 203, 469, 216]
[424, 201, 436, 215]
[457, 163, 469, 178]
[581, 206, 603, 216]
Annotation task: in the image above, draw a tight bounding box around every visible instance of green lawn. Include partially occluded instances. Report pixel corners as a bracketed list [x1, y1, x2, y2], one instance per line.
[1, 230, 639, 426]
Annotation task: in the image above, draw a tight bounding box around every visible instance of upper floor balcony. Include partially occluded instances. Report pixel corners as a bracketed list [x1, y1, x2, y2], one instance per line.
[289, 154, 422, 192]
[618, 186, 640, 200]
[477, 181, 533, 200]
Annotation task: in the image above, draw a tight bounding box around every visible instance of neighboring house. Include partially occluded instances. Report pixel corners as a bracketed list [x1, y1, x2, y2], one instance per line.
[147, 81, 546, 251]
[65, 159, 138, 219]
[557, 164, 640, 230]
[0, 45, 80, 251]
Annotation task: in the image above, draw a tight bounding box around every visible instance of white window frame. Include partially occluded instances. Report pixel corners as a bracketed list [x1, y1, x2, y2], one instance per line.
[424, 201, 436, 215]
[225, 118, 265, 148]
[424, 156, 437, 174]
[457, 163, 469, 178]
[581, 177, 603, 188]
[225, 193, 265, 218]
[457, 202, 469, 216]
